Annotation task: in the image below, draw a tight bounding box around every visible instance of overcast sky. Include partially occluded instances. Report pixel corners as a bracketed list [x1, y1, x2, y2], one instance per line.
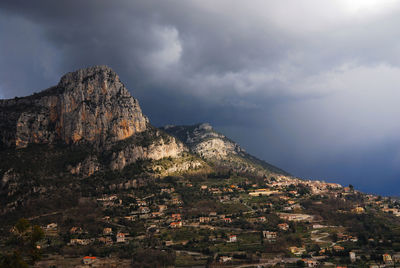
[1, 0, 400, 195]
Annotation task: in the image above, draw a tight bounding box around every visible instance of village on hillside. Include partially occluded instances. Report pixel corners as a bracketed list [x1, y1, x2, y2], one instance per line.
[7, 174, 400, 267]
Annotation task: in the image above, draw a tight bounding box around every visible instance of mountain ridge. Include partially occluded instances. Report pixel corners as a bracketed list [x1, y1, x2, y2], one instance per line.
[161, 123, 289, 177]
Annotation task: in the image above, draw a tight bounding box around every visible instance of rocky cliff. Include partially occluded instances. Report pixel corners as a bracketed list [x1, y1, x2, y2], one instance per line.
[0, 65, 148, 149]
[162, 123, 289, 176]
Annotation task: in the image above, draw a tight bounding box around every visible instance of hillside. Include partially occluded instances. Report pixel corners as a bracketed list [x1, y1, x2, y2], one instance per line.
[162, 123, 289, 177]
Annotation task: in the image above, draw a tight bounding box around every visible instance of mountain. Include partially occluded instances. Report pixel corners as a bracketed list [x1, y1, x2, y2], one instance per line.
[0, 66, 206, 216]
[2, 66, 400, 268]
[0, 65, 148, 149]
[162, 123, 289, 177]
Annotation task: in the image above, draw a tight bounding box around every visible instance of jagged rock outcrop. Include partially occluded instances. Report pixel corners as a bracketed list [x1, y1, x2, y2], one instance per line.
[0, 65, 148, 149]
[109, 131, 187, 170]
[162, 123, 245, 159]
[162, 123, 289, 176]
[68, 155, 101, 178]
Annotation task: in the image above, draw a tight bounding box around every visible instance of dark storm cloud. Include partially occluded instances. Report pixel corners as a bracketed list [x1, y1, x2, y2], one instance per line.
[1, 0, 400, 195]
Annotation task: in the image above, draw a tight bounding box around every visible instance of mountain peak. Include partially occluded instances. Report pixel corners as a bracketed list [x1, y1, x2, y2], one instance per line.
[59, 65, 117, 87]
[0, 65, 148, 149]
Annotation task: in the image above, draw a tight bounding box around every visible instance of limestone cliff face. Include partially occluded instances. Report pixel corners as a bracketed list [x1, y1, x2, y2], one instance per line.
[0, 65, 148, 149]
[110, 131, 187, 170]
[162, 123, 289, 176]
[162, 123, 244, 160]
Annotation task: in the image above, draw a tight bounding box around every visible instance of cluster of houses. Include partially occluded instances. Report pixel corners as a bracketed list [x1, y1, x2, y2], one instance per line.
[25, 173, 400, 267]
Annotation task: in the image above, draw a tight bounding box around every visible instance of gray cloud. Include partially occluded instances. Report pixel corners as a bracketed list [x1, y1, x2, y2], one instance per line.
[1, 0, 400, 195]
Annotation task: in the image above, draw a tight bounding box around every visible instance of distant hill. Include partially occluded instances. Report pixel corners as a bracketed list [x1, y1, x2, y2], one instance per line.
[161, 123, 289, 177]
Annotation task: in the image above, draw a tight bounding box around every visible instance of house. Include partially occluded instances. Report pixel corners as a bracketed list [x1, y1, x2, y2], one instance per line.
[228, 235, 237, 243]
[383, 253, 393, 264]
[352, 207, 365, 214]
[170, 221, 182, 228]
[124, 215, 136, 221]
[69, 227, 83, 234]
[278, 213, 314, 222]
[158, 205, 167, 212]
[82, 256, 97, 265]
[263, 231, 277, 241]
[393, 253, 400, 263]
[171, 213, 181, 220]
[220, 256, 232, 263]
[199, 217, 211, 223]
[249, 189, 279, 196]
[201, 185, 208, 190]
[278, 223, 289, 231]
[258, 216, 267, 222]
[103, 228, 112, 235]
[98, 236, 113, 245]
[289, 246, 306, 256]
[116, 232, 126, 243]
[46, 223, 58, 230]
[302, 259, 319, 267]
[139, 206, 150, 214]
[151, 212, 162, 218]
[70, 239, 91, 246]
[349, 252, 356, 262]
[171, 198, 182, 205]
[224, 218, 232, 223]
[333, 245, 345, 251]
[137, 200, 147, 206]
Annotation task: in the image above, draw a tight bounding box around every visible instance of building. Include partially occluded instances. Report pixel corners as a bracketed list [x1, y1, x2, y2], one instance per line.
[139, 206, 150, 214]
[224, 218, 232, 223]
[69, 227, 83, 234]
[333, 245, 345, 251]
[393, 254, 400, 263]
[116, 233, 126, 243]
[383, 253, 393, 264]
[258, 216, 267, 222]
[220, 256, 232, 263]
[82, 256, 96, 265]
[349, 251, 356, 263]
[228, 235, 237, 243]
[98, 236, 113, 245]
[278, 213, 314, 222]
[302, 259, 319, 267]
[278, 223, 289, 231]
[170, 221, 182, 228]
[263, 231, 277, 241]
[352, 207, 365, 214]
[199, 217, 211, 223]
[249, 189, 279, 196]
[70, 239, 91, 246]
[103, 228, 112, 235]
[46, 223, 58, 230]
[289, 246, 306, 256]
[171, 213, 181, 220]
[209, 211, 217, 217]
[158, 205, 167, 212]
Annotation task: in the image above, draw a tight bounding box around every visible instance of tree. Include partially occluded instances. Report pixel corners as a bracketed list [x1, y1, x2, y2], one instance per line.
[0, 219, 44, 268]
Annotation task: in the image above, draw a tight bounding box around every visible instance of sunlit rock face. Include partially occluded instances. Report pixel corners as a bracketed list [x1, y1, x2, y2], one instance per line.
[0, 65, 148, 149]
